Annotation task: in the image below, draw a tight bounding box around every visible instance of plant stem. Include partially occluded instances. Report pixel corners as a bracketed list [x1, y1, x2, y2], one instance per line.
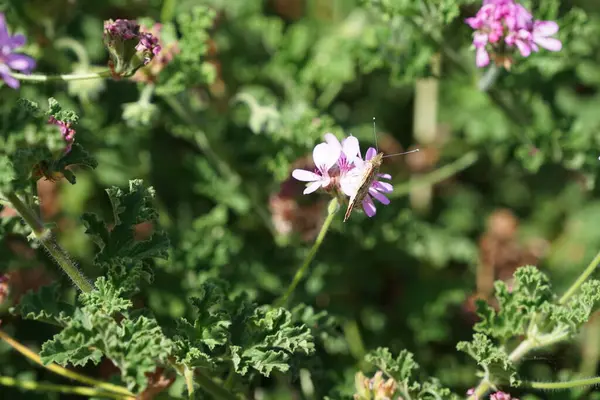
[4, 192, 93, 292]
[527, 376, 600, 390]
[0, 376, 132, 399]
[392, 151, 479, 198]
[195, 369, 238, 400]
[275, 198, 339, 307]
[10, 69, 111, 83]
[184, 366, 195, 399]
[0, 330, 134, 397]
[559, 250, 600, 305]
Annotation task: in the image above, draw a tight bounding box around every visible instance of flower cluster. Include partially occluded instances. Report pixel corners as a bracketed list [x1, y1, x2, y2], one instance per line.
[292, 133, 393, 219]
[132, 23, 180, 84]
[48, 116, 76, 153]
[465, 0, 561, 68]
[103, 19, 161, 78]
[0, 13, 36, 89]
[467, 389, 519, 400]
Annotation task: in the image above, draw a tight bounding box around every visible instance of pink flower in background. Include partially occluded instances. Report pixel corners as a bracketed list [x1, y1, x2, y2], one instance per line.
[0, 12, 36, 89]
[490, 391, 518, 400]
[466, 0, 561, 68]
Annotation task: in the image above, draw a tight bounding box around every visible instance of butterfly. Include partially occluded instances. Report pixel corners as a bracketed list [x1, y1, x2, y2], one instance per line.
[343, 119, 418, 222]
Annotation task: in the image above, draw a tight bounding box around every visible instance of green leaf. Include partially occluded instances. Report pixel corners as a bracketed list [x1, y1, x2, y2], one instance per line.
[365, 347, 419, 386]
[40, 278, 172, 393]
[11, 283, 75, 326]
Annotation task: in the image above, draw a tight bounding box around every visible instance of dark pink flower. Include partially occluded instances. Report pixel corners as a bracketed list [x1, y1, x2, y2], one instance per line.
[0, 13, 36, 89]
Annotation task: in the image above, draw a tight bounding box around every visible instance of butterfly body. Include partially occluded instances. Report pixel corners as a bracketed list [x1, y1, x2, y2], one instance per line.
[343, 152, 383, 222]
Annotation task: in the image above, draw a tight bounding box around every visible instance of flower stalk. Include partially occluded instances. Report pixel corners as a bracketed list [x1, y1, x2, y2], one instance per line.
[9, 70, 112, 83]
[3, 192, 93, 293]
[276, 198, 339, 307]
[0, 376, 133, 400]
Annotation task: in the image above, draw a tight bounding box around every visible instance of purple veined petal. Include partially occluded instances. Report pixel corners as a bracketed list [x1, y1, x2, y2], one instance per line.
[476, 47, 490, 67]
[534, 36, 562, 52]
[9, 33, 26, 48]
[362, 196, 377, 217]
[515, 39, 531, 57]
[341, 135, 360, 163]
[324, 133, 342, 151]
[313, 142, 341, 172]
[303, 181, 323, 195]
[373, 181, 393, 193]
[365, 147, 377, 161]
[6, 53, 35, 72]
[292, 169, 320, 182]
[369, 187, 390, 205]
[377, 173, 392, 180]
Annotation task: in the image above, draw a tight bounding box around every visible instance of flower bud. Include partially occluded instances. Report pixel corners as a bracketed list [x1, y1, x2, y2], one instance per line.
[103, 19, 161, 78]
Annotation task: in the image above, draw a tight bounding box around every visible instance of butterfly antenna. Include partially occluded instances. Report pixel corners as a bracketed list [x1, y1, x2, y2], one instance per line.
[382, 149, 420, 158]
[373, 117, 379, 152]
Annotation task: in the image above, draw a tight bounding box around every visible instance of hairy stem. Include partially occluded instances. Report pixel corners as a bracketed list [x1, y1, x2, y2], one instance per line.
[9, 69, 111, 83]
[275, 198, 339, 307]
[0, 376, 133, 399]
[559, 250, 600, 305]
[526, 376, 600, 390]
[4, 192, 93, 292]
[0, 330, 134, 397]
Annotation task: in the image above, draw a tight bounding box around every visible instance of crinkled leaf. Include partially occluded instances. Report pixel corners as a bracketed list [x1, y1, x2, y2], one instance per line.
[12, 283, 75, 326]
[365, 347, 419, 387]
[544, 279, 600, 336]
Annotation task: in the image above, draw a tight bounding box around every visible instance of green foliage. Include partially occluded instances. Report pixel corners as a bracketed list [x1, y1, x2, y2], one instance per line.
[40, 278, 172, 393]
[173, 279, 314, 378]
[12, 283, 75, 326]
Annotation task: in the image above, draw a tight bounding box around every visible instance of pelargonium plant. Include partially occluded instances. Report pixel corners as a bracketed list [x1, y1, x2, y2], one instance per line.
[465, 0, 562, 68]
[4, 2, 600, 400]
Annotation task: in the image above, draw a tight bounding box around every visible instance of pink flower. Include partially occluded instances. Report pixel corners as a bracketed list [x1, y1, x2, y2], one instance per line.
[293, 132, 394, 219]
[0, 12, 36, 89]
[465, 0, 561, 68]
[490, 391, 518, 400]
[292, 142, 340, 194]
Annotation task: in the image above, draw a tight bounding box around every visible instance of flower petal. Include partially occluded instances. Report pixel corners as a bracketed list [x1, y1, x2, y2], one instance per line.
[369, 188, 390, 205]
[534, 36, 562, 52]
[365, 147, 377, 161]
[313, 142, 340, 171]
[6, 53, 35, 72]
[516, 40, 531, 57]
[340, 172, 360, 197]
[324, 133, 341, 151]
[534, 21, 559, 36]
[9, 33, 26, 48]
[0, 70, 19, 89]
[476, 47, 490, 67]
[342, 135, 360, 163]
[292, 169, 320, 182]
[362, 196, 377, 217]
[377, 173, 392, 180]
[303, 181, 322, 195]
[373, 181, 393, 193]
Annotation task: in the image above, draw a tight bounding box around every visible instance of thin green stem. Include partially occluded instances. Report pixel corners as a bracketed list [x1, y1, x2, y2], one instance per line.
[4, 192, 93, 293]
[0, 376, 132, 399]
[559, 250, 600, 305]
[195, 369, 238, 400]
[0, 330, 134, 397]
[10, 69, 111, 83]
[392, 151, 479, 198]
[275, 198, 339, 307]
[527, 376, 600, 391]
